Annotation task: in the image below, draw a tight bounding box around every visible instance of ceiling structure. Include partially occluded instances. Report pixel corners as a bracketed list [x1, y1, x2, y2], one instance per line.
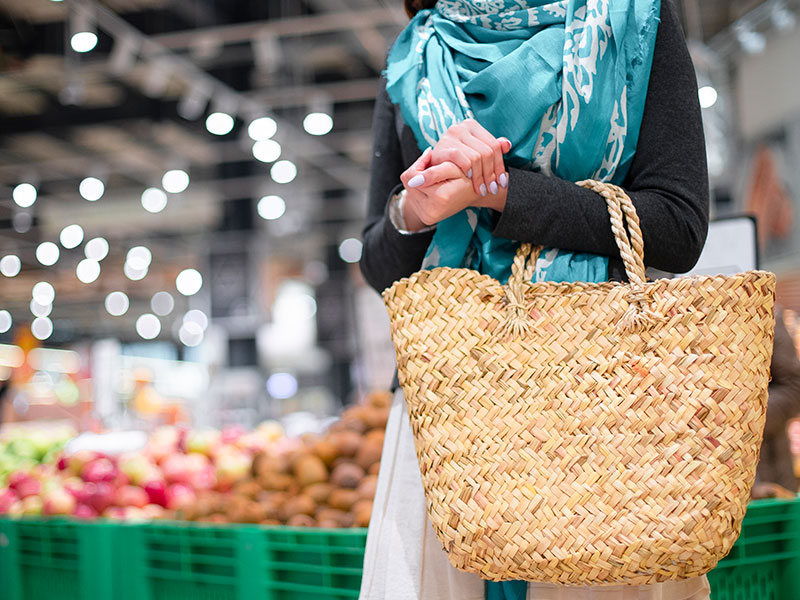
[0, 0, 793, 344]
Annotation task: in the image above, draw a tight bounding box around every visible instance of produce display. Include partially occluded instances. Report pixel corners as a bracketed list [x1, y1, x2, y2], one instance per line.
[0, 424, 76, 487]
[0, 391, 390, 528]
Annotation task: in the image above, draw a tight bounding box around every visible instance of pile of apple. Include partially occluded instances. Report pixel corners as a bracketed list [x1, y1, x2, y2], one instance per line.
[0, 422, 284, 521]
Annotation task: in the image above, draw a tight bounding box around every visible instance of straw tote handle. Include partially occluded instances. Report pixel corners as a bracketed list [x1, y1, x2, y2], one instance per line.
[508, 180, 646, 287]
[503, 181, 651, 337]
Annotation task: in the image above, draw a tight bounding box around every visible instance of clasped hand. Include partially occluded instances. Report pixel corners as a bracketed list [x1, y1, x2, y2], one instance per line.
[399, 119, 511, 232]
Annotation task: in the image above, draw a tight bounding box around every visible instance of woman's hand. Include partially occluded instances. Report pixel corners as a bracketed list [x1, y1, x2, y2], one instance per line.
[400, 149, 507, 229]
[423, 119, 511, 198]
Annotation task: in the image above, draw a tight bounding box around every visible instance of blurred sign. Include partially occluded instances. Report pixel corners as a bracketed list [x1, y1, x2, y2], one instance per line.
[684, 216, 759, 277]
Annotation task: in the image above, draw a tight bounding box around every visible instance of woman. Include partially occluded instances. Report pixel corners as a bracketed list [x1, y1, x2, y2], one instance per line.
[359, 0, 710, 598]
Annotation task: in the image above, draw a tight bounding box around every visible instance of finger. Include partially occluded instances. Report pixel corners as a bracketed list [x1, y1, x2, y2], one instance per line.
[401, 148, 432, 188]
[465, 125, 505, 193]
[415, 161, 465, 187]
[464, 134, 494, 197]
[449, 129, 486, 195]
[438, 147, 475, 178]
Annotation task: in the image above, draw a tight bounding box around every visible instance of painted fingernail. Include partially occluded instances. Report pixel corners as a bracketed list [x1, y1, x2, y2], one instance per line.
[408, 174, 425, 188]
[467, 169, 473, 178]
[480, 183, 487, 197]
[499, 172, 508, 188]
[489, 181, 498, 195]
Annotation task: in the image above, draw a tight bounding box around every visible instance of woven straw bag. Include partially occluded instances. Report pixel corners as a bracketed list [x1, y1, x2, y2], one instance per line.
[382, 180, 776, 585]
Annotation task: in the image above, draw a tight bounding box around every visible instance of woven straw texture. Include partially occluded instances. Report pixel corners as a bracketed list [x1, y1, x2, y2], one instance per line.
[382, 180, 776, 585]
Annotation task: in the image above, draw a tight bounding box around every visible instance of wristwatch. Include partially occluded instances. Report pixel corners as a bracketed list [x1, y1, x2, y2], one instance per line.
[389, 189, 437, 235]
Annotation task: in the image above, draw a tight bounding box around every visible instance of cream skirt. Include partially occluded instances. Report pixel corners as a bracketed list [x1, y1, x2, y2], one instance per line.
[359, 388, 711, 600]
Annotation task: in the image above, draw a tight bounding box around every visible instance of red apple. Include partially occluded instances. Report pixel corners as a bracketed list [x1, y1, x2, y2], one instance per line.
[186, 429, 221, 458]
[190, 465, 217, 491]
[21, 495, 43, 516]
[67, 450, 99, 476]
[142, 504, 166, 520]
[161, 454, 190, 485]
[221, 425, 246, 445]
[103, 507, 127, 520]
[146, 428, 180, 464]
[144, 480, 168, 508]
[57, 456, 69, 471]
[43, 488, 77, 516]
[215, 448, 251, 490]
[115, 486, 149, 509]
[118, 453, 155, 486]
[0, 488, 18, 514]
[81, 457, 118, 484]
[166, 483, 196, 510]
[73, 504, 98, 519]
[10, 475, 41, 500]
[7, 501, 24, 518]
[85, 482, 115, 514]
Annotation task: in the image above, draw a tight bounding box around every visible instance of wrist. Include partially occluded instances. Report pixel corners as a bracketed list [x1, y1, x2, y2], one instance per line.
[483, 180, 508, 212]
[401, 190, 429, 231]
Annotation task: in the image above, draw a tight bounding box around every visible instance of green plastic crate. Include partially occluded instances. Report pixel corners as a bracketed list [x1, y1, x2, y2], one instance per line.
[0, 518, 368, 600]
[0, 518, 118, 600]
[707, 497, 800, 600]
[258, 526, 368, 599]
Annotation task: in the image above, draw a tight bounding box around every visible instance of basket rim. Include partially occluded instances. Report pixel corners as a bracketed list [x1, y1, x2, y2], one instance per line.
[382, 267, 775, 302]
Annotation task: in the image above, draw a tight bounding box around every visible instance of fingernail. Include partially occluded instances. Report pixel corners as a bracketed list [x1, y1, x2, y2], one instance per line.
[467, 169, 473, 178]
[408, 174, 425, 188]
[480, 183, 487, 197]
[489, 181, 498, 195]
[499, 172, 508, 188]
[423, 147, 431, 157]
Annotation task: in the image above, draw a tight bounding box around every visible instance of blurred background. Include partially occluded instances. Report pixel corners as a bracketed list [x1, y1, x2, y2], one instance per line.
[0, 0, 798, 432]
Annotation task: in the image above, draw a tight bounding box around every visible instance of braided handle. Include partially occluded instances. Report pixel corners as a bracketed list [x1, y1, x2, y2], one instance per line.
[507, 181, 645, 287]
[576, 180, 646, 285]
[503, 180, 648, 337]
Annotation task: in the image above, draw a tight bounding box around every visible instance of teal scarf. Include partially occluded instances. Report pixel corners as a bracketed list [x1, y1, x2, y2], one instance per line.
[385, 0, 659, 596]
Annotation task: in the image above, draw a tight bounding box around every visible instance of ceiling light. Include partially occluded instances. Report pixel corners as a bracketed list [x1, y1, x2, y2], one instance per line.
[248, 117, 277, 141]
[253, 140, 282, 163]
[176, 269, 203, 296]
[183, 309, 209, 330]
[31, 317, 53, 341]
[772, 3, 797, 32]
[136, 314, 161, 340]
[338, 238, 363, 263]
[179, 321, 204, 347]
[162, 170, 189, 194]
[71, 32, 97, 53]
[30, 299, 52, 318]
[151, 291, 175, 316]
[141, 188, 168, 213]
[0, 311, 11, 334]
[12, 183, 37, 208]
[124, 262, 148, 281]
[698, 86, 718, 109]
[126, 246, 152, 270]
[85, 237, 109, 261]
[0, 255, 21, 277]
[60, 224, 85, 249]
[303, 112, 334, 136]
[206, 112, 234, 135]
[270, 160, 297, 184]
[257, 195, 286, 220]
[266, 372, 297, 399]
[76, 259, 101, 284]
[105, 292, 129, 316]
[32, 282, 56, 305]
[36, 242, 60, 266]
[735, 23, 766, 54]
[79, 177, 104, 201]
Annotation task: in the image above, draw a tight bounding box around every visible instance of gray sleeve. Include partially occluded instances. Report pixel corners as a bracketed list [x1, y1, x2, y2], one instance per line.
[359, 78, 435, 293]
